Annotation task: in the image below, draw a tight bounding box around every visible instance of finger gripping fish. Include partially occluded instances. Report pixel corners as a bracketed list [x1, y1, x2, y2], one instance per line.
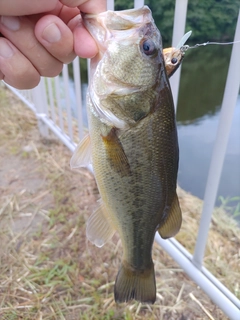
[71, 5, 182, 304]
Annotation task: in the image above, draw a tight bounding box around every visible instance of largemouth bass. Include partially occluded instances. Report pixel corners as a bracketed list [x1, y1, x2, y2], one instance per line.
[71, 6, 182, 304]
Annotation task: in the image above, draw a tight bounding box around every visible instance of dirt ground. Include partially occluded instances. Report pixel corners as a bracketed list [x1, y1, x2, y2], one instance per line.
[0, 84, 239, 319]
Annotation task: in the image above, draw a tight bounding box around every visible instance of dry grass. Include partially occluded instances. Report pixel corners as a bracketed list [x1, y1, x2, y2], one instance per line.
[0, 84, 239, 319]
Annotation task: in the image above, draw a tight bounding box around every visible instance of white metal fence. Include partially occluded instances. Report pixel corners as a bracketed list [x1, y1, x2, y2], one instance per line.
[3, 0, 240, 318]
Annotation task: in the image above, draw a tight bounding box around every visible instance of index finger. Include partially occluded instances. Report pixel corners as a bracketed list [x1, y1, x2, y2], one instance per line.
[0, 0, 58, 16]
[59, 0, 106, 13]
[78, 0, 106, 13]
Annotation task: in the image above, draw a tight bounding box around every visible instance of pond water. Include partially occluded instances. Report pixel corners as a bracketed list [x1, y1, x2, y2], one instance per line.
[176, 45, 240, 208]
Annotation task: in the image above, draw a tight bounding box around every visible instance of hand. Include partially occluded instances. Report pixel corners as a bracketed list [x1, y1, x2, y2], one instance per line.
[0, 0, 106, 89]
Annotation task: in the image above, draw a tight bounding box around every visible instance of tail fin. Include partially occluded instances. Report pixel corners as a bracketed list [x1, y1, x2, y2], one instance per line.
[114, 260, 156, 304]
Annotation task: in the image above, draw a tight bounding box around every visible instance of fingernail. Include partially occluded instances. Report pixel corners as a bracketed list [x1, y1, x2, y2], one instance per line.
[0, 41, 14, 58]
[1, 16, 20, 31]
[42, 23, 61, 43]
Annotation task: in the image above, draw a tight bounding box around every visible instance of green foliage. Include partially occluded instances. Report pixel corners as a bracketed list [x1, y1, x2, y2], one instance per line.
[113, 0, 239, 46]
[219, 196, 240, 218]
[114, 0, 134, 10]
[186, 0, 239, 42]
[68, 58, 88, 83]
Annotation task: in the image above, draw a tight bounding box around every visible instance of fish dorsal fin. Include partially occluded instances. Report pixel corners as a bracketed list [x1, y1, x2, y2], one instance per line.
[86, 202, 115, 248]
[101, 127, 131, 176]
[70, 134, 91, 169]
[158, 193, 182, 239]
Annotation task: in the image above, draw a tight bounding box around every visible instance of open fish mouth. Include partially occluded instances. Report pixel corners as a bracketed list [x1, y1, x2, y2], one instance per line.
[82, 6, 161, 55]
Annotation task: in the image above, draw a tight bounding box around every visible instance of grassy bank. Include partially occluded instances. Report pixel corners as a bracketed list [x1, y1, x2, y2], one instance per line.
[0, 84, 239, 319]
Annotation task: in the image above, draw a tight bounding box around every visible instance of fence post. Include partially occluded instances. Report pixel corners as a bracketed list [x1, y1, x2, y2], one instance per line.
[107, 0, 114, 10]
[73, 57, 84, 141]
[134, 0, 144, 8]
[170, 0, 189, 110]
[193, 9, 240, 267]
[32, 78, 49, 138]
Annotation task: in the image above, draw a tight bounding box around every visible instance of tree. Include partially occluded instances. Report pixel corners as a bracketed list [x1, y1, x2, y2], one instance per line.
[112, 0, 239, 45]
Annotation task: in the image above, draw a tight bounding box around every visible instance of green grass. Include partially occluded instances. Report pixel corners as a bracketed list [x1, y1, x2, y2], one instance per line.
[219, 195, 240, 218]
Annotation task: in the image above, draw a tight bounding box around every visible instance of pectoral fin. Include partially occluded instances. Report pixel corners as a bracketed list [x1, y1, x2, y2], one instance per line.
[70, 134, 91, 169]
[86, 202, 115, 248]
[102, 128, 131, 176]
[158, 193, 182, 239]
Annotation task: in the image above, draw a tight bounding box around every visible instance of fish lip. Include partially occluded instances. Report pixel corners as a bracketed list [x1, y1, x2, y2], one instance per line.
[82, 6, 157, 52]
[82, 5, 152, 21]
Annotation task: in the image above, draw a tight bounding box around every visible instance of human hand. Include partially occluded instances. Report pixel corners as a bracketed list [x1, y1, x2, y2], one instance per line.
[0, 0, 106, 89]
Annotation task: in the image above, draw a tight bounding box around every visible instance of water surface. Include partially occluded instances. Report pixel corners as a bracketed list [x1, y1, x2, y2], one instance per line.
[176, 46, 240, 207]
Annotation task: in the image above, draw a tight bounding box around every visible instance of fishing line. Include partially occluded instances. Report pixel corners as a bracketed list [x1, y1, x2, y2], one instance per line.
[180, 37, 240, 53]
[187, 39, 240, 49]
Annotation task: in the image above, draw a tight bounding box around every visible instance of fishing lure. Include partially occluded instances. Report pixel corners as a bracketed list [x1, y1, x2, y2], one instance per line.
[163, 31, 192, 77]
[163, 31, 240, 78]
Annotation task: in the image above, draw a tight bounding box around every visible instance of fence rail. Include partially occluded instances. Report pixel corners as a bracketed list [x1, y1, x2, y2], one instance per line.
[3, 1, 240, 319]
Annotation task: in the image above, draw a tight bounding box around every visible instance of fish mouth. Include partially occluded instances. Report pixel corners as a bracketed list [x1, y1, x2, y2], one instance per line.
[82, 6, 156, 52]
[82, 6, 153, 29]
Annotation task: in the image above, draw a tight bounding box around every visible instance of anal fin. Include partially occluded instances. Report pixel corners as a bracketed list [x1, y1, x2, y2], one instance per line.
[86, 202, 115, 248]
[70, 134, 91, 169]
[158, 193, 182, 239]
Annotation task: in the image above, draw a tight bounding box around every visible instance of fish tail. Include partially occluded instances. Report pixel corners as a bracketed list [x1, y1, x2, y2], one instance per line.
[114, 260, 156, 304]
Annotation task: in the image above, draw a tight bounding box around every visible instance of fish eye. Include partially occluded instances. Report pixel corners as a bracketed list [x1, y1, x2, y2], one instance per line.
[171, 57, 178, 64]
[141, 39, 156, 56]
